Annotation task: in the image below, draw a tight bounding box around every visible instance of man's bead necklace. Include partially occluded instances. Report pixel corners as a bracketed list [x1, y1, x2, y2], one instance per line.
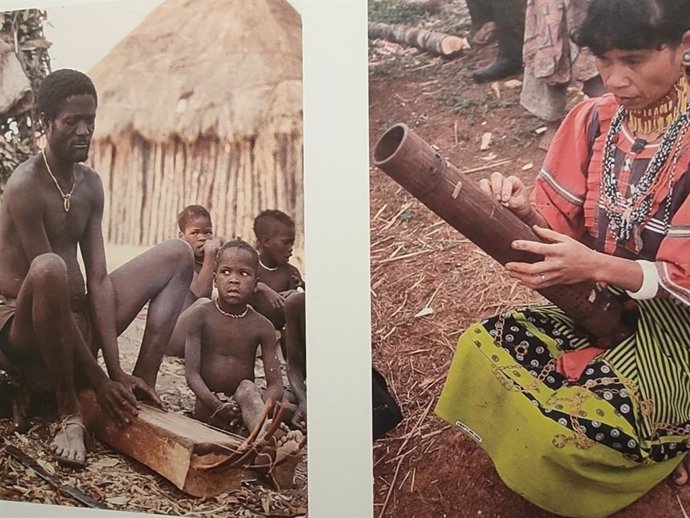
[214, 299, 248, 318]
[42, 149, 75, 212]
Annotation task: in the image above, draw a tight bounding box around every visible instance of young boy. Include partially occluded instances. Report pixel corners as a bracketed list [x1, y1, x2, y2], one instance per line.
[251, 210, 307, 430]
[165, 205, 221, 356]
[251, 210, 304, 339]
[184, 240, 302, 466]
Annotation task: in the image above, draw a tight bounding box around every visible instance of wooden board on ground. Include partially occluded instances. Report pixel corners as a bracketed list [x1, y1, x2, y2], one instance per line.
[79, 391, 252, 497]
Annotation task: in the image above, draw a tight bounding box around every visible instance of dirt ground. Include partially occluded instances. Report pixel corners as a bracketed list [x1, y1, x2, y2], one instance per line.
[0, 244, 306, 517]
[369, 1, 690, 517]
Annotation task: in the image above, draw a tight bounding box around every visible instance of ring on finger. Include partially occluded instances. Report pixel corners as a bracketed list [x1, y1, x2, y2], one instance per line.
[539, 273, 546, 283]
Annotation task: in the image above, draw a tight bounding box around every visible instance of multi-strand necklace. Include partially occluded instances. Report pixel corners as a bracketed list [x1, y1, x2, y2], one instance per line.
[214, 298, 248, 318]
[600, 90, 690, 249]
[42, 149, 75, 212]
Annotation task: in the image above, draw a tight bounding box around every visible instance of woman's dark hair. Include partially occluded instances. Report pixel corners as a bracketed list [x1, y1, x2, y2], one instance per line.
[572, 0, 690, 56]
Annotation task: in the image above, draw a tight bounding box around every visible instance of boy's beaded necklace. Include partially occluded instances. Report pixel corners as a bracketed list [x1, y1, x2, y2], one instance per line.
[259, 258, 279, 271]
[214, 299, 248, 318]
[600, 97, 690, 248]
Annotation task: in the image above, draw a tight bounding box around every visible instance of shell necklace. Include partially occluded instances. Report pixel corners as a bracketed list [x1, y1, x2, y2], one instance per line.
[259, 258, 279, 271]
[214, 299, 248, 318]
[42, 149, 75, 212]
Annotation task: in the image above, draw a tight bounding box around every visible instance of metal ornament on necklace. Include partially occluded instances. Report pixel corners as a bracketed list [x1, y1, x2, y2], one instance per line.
[259, 258, 279, 271]
[42, 149, 75, 212]
[214, 299, 248, 318]
[601, 102, 690, 246]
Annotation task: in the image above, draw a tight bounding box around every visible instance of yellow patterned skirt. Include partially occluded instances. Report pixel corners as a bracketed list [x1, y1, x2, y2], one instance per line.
[436, 301, 690, 517]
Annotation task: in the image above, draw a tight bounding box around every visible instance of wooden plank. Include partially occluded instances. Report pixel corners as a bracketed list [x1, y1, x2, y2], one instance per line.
[79, 391, 251, 497]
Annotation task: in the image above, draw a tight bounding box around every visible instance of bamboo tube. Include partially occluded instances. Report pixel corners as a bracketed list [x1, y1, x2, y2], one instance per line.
[372, 123, 635, 347]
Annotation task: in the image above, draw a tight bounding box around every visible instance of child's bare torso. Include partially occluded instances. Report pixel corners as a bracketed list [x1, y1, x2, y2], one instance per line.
[258, 263, 301, 293]
[198, 302, 266, 395]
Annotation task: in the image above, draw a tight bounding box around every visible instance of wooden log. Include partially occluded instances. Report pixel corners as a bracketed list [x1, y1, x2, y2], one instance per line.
[368, 21, 470, 57]
[372, 123, 635, 347]
[79, 391, 251, 497]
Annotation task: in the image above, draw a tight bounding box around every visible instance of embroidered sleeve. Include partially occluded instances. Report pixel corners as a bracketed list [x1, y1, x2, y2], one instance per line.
[531, 98, 600, 239]
[654, 173, 690, 305]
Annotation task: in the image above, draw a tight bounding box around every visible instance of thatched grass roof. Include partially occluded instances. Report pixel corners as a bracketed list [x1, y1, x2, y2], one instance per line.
[89, 0, 302, 143]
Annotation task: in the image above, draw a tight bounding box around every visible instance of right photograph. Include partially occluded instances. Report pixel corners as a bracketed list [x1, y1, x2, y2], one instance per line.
[369, 1, 690, 517]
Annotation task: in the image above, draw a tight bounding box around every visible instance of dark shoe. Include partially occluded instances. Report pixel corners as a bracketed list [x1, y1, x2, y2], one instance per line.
[472, 56, 522, 83]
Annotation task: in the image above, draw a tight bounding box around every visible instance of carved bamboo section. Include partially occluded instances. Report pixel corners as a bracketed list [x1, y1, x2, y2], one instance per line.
[372, 123, 634, 347]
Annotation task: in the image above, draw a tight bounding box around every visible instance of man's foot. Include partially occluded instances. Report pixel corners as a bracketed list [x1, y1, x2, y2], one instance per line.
[472, 56, 522, 84]
[51, 414, 87, 468]
[674, 456, 690, 485]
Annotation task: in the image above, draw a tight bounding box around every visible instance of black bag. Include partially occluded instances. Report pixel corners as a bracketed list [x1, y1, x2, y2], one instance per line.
[372, 367, 403, 440]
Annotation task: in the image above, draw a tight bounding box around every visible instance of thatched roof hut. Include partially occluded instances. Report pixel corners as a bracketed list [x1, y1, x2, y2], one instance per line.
[89, 0, 303, 262]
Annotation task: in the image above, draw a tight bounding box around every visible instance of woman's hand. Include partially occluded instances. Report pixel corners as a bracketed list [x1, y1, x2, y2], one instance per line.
[479, 172, 533, 222]
[505, 226, 599, 289]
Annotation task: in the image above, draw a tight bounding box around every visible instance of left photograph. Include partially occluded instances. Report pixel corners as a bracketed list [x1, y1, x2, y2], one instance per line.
[0, 0, 308, 515]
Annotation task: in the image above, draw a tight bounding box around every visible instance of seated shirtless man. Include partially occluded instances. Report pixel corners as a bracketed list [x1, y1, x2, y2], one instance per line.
[165, 205, 221, 357]
[0, 70, 193, 468]
[185, 240, 302, 472]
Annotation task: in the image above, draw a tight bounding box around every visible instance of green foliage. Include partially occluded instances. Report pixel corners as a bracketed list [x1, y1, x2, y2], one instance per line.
[0, 9, 50, 186]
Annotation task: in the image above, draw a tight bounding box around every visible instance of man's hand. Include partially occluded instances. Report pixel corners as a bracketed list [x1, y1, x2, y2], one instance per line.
[94, 378, 140, 427]
[113, 372, 164, 409]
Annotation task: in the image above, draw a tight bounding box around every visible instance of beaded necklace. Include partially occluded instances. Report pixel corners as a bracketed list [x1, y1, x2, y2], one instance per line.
[214, 299, 248, 318]
[626, 79, 687, 138]
[600, 102, 690, 247]
[259, 258, 279, 272]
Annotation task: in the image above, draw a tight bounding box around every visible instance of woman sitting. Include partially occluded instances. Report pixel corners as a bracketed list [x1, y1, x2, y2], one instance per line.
[436, 0, 690, 516]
